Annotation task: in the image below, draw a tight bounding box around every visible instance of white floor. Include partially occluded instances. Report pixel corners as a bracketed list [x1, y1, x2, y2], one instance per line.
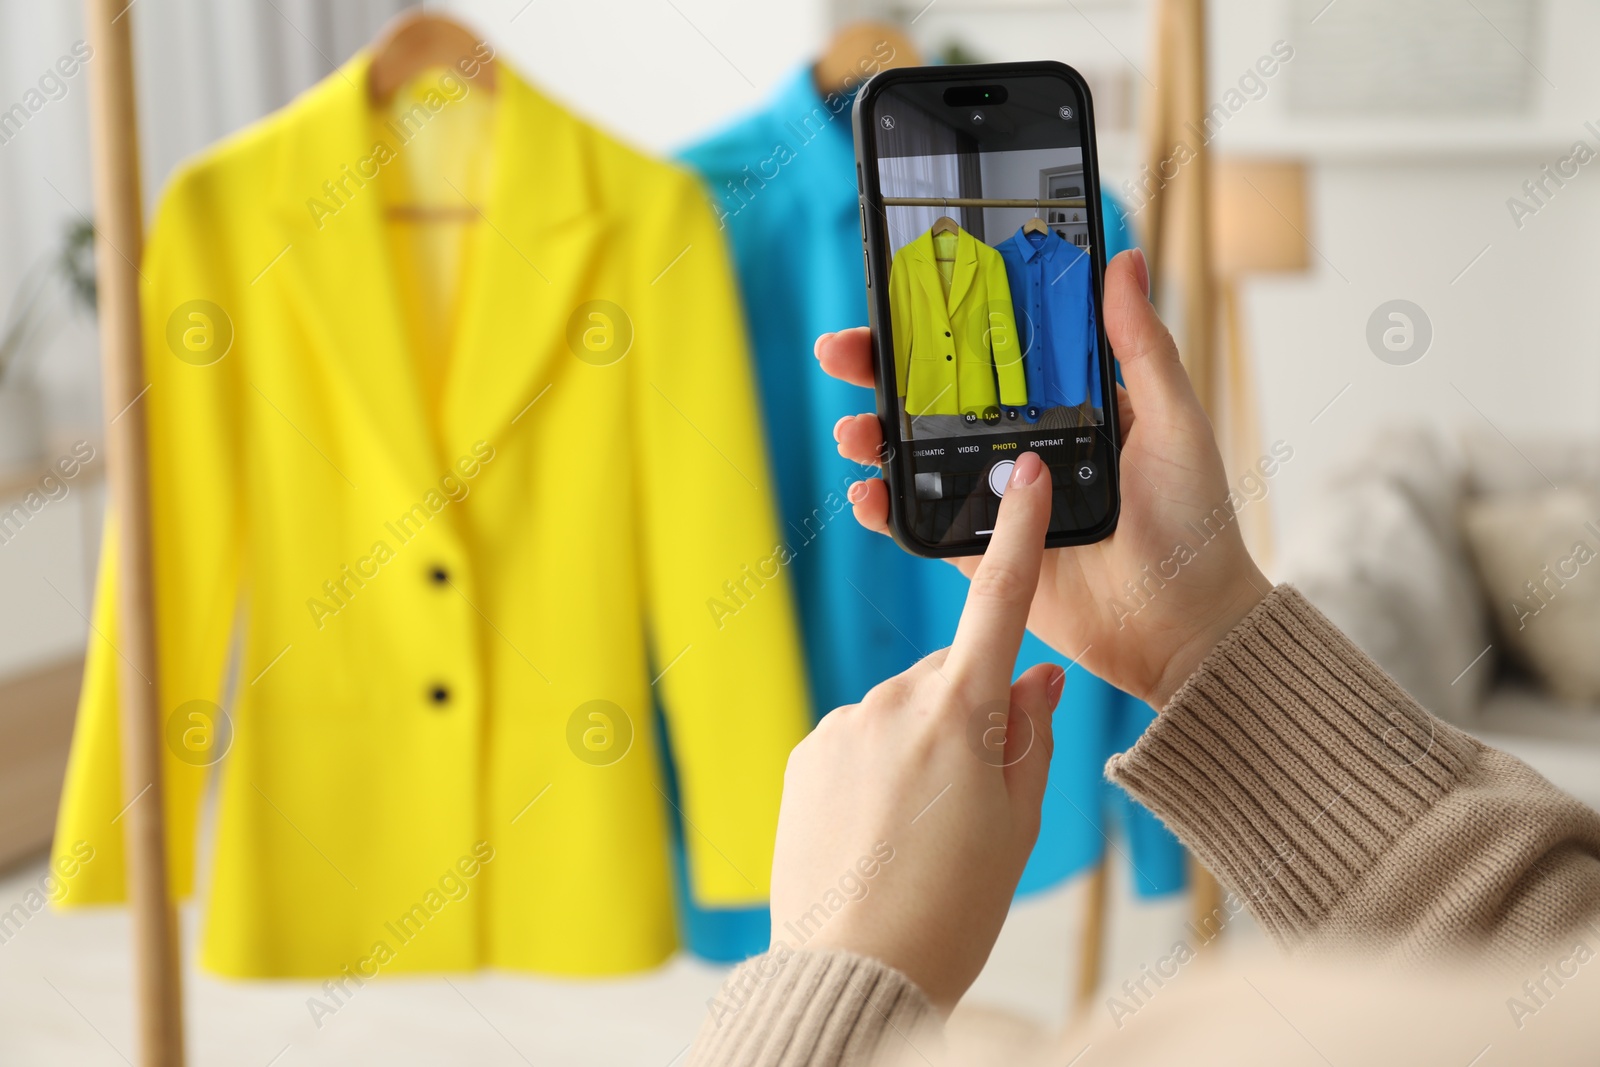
[8, 724, 1582, 1064]
[0, 846, 1239, 1066]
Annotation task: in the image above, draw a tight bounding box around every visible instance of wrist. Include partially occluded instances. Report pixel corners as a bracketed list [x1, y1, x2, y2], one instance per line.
[1148, 569, 1270, 709]
[801, 929, 957, 1015]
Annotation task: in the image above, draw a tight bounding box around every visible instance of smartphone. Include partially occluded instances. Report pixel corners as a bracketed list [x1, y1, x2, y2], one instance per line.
[852, 62, 1119, 557]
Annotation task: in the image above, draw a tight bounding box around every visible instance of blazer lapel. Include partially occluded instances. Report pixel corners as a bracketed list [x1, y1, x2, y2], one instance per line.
[945, 227, 979, 313]
[270, 54, 439, 489]
[438, 71, 607, 462]
[266, 57, 610, 488]
[904, 231, 951, 333]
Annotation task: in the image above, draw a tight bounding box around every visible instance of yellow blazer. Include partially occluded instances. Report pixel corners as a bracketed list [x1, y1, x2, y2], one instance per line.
[52, 54, 811, 978]
[888, 227, 1026, 417]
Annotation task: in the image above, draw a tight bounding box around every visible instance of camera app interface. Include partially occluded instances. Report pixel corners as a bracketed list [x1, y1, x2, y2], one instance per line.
[869, 75, 1114, 546]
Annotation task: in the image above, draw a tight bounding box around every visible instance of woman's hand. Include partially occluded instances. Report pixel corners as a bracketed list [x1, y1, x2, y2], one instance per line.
[770, 452, 1064, 1014]
[819, 249, 1270, 708]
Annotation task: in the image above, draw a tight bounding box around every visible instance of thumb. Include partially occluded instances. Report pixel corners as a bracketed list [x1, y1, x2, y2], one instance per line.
[1002, 663, 1065, 834]
[1104, 249, 1200, 419]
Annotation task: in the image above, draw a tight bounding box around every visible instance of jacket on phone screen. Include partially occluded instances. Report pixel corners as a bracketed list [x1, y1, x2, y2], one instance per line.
[997, 226, 1102, 421]
[888, 226, 1027, 417]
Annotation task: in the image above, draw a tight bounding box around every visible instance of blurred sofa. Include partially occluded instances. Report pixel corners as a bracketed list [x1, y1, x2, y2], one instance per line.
[1280, 426, 1600, 803]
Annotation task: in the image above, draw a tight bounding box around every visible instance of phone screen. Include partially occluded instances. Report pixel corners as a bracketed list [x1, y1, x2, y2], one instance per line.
[859, 68, 1117, 553]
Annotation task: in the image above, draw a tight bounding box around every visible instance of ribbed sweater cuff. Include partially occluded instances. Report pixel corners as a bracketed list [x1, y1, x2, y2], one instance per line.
[686, 948, 942, 1067]
[1106, 585, 1477, 945]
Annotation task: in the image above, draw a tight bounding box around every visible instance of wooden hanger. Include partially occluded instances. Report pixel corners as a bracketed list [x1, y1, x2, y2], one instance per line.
[368, 9, 495, 106]
[368, 9, 495, 222]
[1023, 200, 1049, 235]
[813, 21, 922, 96]
[931, 201, 959, 236]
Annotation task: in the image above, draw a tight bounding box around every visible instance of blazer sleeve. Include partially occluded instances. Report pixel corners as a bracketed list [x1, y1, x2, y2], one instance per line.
[984, 248, 1027, 407]
[632, 169, 813, 906]
[887, 248, 912, 399]
[53, 164, 244, 905]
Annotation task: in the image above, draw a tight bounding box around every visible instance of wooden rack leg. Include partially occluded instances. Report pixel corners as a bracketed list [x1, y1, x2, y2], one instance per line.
[1221, 280, 1273, 565]
[84, 1, 187, 1063]
[1139, 0, 1227, 956]
[1072, 858, 1109, 1013]
[1138, 0, 1175, 276]
[1171, 0, 1216, 408]
[1190, 862, 1223, 951]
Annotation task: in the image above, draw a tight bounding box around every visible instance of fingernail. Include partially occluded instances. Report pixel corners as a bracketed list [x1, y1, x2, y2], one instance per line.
[1047, 666, 1067, 710]
[1010, 451, 1042, 487]
[1130, 248, 1150, 300]
[814, 332, 835, 358]
[847, 480, 869, 503]
[833, 414, 852, 442]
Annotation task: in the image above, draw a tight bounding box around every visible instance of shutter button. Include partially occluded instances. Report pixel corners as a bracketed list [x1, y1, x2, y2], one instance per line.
[989, 460, 1015, 496]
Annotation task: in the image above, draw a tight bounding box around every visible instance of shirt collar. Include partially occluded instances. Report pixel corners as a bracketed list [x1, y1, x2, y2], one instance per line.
[1008, 226, 1058, 264]
[767, 64, 859, 213]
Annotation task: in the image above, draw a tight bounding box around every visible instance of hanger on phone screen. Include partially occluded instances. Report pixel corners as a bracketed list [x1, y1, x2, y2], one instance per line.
[367, 9, 496, 222]
[931, 200, 960, 236]
[1023, 199, 1049, 235]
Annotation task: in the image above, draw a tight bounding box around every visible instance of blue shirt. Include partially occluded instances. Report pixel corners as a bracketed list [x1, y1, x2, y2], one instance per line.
[673, 67, 1185, 963]
[998, 228, 1102, 420]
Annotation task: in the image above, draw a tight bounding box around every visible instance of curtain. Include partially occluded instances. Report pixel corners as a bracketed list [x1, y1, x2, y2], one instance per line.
[877, 93, 964, 252]
[0, 0, 407, 434]
[129, 0, 412, 210]
[879, 151, 963, 253]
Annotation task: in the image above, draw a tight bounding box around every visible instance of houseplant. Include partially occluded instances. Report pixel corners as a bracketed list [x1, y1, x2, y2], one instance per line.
[0, 218, 96, 469]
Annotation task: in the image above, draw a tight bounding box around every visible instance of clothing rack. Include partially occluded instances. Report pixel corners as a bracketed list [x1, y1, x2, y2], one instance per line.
[1139, 0, 1230, 968]
[83, 0, 185, 1063]
[881, 197, 1086, 208]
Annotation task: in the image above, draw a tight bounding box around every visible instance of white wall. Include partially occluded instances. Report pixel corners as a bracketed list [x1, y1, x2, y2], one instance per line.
[0, 4, 99, 440]
[842, 0, 1600, 556]
[6, 0, 1600, 677]
[978, 145, 1084, 242]
[1248, 159, 1600, 529]
[1211, 0, 1600, 539]
[444, 0, 828, 153]
[0, 4, 106, 675]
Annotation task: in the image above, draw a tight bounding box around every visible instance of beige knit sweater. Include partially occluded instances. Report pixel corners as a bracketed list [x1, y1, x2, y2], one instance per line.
[686, 587, 1600, 1066]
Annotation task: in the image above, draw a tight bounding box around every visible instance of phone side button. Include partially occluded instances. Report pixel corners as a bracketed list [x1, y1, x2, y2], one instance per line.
[863, 248, 872, 288]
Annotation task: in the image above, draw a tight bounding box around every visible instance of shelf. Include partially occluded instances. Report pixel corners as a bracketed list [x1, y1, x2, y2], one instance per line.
[0, 656, 82, 873]
[0, 446, 104, 503]
[1212, 121, 1589, 164]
